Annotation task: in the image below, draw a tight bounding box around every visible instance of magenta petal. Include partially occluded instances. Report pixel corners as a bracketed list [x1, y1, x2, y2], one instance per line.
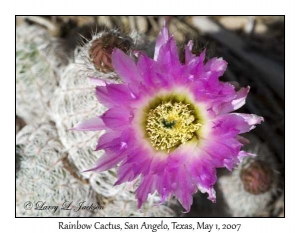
[210, 115, 240, 138]
[238, 150, 256, 161]
[95, 83, 138, 108]
[189, 158, 217, 201]
[199, 163, 218, 186]
[125, 149, 153, 176]
[233, 113, 264, 133]
[185, 40, 195, 63]
[97, 83, 137, 107]
[89, 77, 107, 86]
[101, 108, 132, 130]
[154, 23, 170, 61]
[200, 139, 241, 170]
[186, 49, 206, 79]
[172, 166, 196, 212]
[231, 87, 250, 109]
[156, 169, 172, 202]
[206, 188, 216, 202]
[112, 49, 141, 83]
[218, 87, 250, 114]
[115, 162, 136, 185]
[95, 86, 113, 107]
[71, 117, 106, 131]
[215, 113, 264, 134]
[204, 57, 227, 76]
[87, 151, 126, 172]
[156, 37, 181, 73]
[95, 131, 121, 151]
[137, 54, 158, 87]
[136, 175, 157, 209]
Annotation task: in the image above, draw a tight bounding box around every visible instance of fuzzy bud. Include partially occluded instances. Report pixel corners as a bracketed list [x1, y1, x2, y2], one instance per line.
[89, 31, 133, 73]
[240, 160, 274, 195]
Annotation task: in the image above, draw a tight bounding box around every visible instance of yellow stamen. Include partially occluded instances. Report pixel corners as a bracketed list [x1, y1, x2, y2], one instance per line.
[146, 101, 202, 152]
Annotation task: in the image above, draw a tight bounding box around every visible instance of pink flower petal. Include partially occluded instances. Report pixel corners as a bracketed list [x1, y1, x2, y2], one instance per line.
[171, 166, 196, 212]
[156, 37, 181, 73]
[136, 175, 157, 209]
[218, 87, 250, 114]
[95, 86, 112, 107]
[156, 169, 172, 202]
[70, 117, 106, 131]
[185, 40, 195, 63]
[95, 83, 137, 108]
[154, 22, 170, 61]
[214, 113, 264, 134]
[89, 77, 107, 86]
[95, 131, 121, 151]
[112, 49, 141, 83]
[204, 57, 228, 77]
[101, 108, 132, 130]
[137, 54, 158, 87]
[201, 141, 240, 170]
[238, 150, 256, 162]
[85, 151, 126, 172]
[115, 162, 136, 185]
[234, 113, 264, 133]
[185, 49, 206, 81]
[188, 158, 217, 200]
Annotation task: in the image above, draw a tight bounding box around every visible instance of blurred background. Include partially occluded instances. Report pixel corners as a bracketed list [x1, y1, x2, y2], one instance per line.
[16, 16, 284, 217]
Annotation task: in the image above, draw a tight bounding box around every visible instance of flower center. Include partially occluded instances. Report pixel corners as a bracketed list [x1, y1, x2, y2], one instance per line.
[146, 101, 202, 152]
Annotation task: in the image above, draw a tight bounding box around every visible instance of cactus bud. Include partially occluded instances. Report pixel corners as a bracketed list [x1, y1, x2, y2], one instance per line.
[240, 159, 274, 195]
[89, 31, 133, 73]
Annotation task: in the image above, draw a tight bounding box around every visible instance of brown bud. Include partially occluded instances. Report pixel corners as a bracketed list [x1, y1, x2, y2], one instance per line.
[89, 31, 133, 73]
[240, 160, 274, 195]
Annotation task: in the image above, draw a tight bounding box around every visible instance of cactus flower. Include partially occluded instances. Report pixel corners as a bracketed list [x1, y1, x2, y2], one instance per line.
[73, 24, 263, 212]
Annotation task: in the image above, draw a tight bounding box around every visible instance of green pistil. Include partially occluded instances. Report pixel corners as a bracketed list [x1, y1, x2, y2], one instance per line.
[161, 119, 176, 129]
